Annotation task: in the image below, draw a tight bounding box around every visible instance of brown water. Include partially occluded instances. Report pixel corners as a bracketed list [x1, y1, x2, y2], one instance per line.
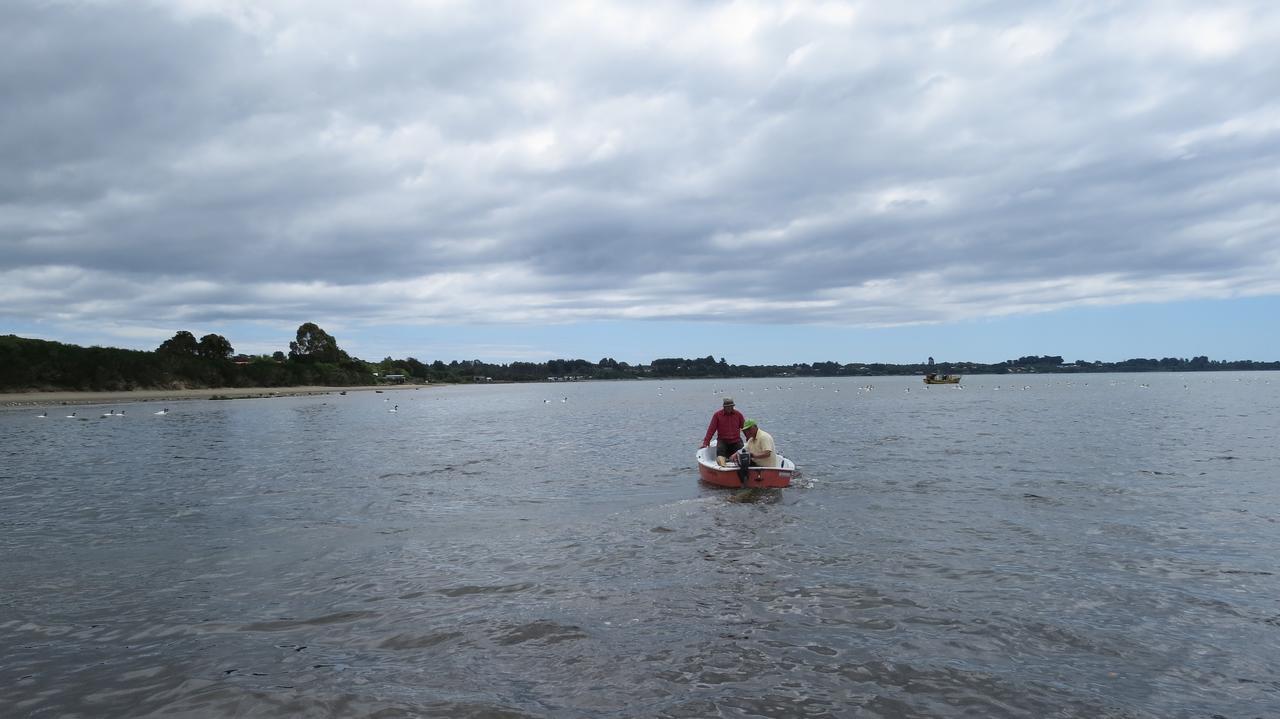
[2, 374, 1278, 717]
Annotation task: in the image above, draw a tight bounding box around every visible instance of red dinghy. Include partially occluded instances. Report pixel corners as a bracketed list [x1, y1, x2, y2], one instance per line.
[695, 441, 795, 488]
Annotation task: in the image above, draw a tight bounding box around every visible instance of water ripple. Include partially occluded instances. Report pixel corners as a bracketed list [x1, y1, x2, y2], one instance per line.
[3, 374, 1279, 717]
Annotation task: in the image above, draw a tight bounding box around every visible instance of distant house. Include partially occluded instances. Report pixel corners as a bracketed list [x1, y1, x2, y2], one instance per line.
[383, 374, 407, 384]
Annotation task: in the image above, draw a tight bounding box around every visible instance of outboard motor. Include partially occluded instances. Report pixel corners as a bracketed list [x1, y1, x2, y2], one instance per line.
[736, 447, 751, 485]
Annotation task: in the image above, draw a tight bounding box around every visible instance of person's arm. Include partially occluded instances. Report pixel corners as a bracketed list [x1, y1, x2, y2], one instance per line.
[702, 415, 717, 447]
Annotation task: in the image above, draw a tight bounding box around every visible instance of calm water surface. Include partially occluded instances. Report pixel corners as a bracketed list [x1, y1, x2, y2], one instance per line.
[2, 373, 1278, 718]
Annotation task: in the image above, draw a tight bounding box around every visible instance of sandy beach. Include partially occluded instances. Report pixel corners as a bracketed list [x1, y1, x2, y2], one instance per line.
[0, 384, 430, 408]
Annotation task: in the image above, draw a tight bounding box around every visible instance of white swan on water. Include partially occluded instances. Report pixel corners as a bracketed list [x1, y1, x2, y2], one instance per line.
[388, 405, 398, 413]
[154, 408, 169, 415]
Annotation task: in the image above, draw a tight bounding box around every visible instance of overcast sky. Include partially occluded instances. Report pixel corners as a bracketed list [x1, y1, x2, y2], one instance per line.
[3, 0, 1278, 365]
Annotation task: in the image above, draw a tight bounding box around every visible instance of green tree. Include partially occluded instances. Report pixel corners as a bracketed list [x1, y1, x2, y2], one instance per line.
[403, 357, 427, 379]
[197, 333, 234, 360]
[158, 330, 199, 355]
[289, 323, 341, 363]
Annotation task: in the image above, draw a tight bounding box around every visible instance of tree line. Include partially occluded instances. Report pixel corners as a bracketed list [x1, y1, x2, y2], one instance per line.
[1, 328, 1277, 392]
[0, 323, 370, 392]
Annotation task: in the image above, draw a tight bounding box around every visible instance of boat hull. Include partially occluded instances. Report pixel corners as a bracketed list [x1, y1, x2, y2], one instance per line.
[923, 375, 961, 384]
[696, 445, 794, 488]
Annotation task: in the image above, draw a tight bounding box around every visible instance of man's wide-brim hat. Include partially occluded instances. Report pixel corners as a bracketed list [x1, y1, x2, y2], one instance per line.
[722, 397, 734, 406]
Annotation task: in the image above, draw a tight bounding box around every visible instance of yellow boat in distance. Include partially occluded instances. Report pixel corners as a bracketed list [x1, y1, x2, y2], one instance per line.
[923, 373, 962, 384]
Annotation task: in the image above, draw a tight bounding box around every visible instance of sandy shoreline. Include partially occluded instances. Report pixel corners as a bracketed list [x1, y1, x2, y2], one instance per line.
[0, 384, 432, 408]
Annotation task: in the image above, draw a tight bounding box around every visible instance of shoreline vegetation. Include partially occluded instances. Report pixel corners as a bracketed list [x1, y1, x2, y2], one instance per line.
[0, 385, 427, 409]
[4, 328, 1280, 405]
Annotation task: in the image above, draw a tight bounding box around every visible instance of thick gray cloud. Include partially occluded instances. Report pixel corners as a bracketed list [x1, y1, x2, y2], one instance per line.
[2, 0, 1278, 344]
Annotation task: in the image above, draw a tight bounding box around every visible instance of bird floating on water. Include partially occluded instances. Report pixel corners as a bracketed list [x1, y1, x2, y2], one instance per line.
[154, 408, 168, 415]
[389, 405, 398, 413]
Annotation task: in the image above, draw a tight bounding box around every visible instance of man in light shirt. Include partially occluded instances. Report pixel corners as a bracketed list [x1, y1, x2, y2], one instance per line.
[738, 419, 778, 485]
[742, 417, 778, 468]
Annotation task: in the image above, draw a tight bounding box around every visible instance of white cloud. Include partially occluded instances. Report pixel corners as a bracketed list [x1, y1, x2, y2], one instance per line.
[2, 0, 1278, 350]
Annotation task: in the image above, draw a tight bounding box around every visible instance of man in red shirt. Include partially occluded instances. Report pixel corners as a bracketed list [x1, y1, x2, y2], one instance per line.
[701, 396, 745, 467]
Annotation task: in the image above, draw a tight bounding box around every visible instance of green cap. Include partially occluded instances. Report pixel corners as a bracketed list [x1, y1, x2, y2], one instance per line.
[742, 419, 757, 431]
